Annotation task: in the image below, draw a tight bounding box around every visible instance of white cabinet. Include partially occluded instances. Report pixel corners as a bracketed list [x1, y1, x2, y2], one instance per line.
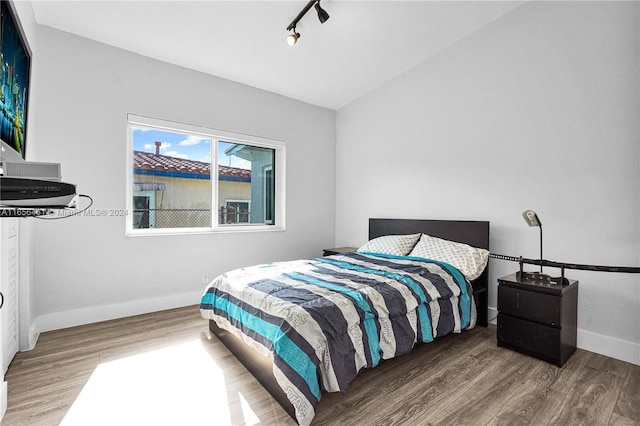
[1, 218, 19, 373]
[0, 217, 18, 419]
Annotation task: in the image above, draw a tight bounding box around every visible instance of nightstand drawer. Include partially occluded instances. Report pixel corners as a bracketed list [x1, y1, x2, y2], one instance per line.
[497, 314, 560, 361]
[498, 285, 561, 327]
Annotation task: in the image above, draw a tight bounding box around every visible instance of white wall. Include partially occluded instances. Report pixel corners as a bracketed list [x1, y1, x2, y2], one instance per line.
[29, 26, 336, 334]
[336, 1, 639, 364]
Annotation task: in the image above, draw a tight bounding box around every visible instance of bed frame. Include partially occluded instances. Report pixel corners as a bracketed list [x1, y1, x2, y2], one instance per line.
[208, 218, 490, 420]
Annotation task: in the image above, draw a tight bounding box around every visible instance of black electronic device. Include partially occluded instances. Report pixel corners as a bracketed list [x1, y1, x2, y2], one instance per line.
[0, 177, 77, 208]
[0, 1, 31, 161]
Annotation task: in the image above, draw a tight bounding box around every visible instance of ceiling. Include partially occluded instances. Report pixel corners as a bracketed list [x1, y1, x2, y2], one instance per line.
[30, 1, 521, 110]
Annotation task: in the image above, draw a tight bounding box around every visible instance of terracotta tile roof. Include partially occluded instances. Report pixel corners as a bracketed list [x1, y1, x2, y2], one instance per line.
[218, 165, 251, 180]
[134, 150, 209, 175]
[133, 151, 250, 179]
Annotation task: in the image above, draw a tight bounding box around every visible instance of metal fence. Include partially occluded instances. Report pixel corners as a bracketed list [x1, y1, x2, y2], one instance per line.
[133, 207, 249, 229]
[133, 208, 211, 229]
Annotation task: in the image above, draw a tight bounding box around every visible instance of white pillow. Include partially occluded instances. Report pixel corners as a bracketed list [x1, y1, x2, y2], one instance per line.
[357, 233, 421, 256]
[408, 234, 489, 281]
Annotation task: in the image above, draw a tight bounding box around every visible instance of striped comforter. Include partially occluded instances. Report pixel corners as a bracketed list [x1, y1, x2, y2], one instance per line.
[199, 252, 476, 425]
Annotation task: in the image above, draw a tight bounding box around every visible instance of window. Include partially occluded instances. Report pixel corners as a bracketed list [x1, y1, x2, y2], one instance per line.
[126, 114, 285, 235]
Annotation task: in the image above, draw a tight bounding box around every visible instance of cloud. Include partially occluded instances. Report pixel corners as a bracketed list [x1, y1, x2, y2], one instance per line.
[178, 135, 209, 146]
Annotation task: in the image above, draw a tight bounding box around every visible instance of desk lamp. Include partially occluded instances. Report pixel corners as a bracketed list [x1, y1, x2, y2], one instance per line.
[522, 210, 543, 273]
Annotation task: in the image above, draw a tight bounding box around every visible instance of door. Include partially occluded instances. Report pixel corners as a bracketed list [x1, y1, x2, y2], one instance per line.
[133, 191, 156, 229]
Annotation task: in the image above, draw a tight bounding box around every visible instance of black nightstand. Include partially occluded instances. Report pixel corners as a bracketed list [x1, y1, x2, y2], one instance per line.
[323, 247, 358, 256]
[497, 273, 578, 367]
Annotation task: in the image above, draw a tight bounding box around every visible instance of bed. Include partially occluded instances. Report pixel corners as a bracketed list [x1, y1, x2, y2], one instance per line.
[200, 218, 490, 425]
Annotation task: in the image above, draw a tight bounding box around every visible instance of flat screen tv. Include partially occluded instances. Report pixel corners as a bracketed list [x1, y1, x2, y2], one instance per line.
[0, 0, 30, 162]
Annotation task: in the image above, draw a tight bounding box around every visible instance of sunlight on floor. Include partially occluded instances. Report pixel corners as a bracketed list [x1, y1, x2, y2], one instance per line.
[60, 339, 260, 426]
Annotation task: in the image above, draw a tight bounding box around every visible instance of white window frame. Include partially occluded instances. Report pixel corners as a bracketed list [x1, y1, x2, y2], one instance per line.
[126, 114, 286, 236]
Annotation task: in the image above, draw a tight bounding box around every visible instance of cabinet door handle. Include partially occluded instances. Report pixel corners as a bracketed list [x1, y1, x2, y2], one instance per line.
[0, 291, 4, 310]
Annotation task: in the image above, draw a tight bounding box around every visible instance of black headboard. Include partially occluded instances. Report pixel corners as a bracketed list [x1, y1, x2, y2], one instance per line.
[369, 218, 489, 250]
[368, 218, 490, 326]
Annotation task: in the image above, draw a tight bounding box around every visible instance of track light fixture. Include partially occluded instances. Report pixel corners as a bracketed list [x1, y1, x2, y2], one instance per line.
[315, 2, 330, 24]
[285, 0, 330, 46]
[287, 28, 300, 46]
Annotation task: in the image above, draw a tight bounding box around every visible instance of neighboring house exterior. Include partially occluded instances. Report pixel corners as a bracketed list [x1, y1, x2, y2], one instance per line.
[133, 150, 251, 228]
[223, 144, 275, 225]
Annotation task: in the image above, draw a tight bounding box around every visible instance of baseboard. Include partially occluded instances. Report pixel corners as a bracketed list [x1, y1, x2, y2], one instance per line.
[25, 322, 40, 351]
[29, 298, 640, 366]
[32, 290, 203, 335]
[577, 328, 640, 366]
[488, 307, 498, 325]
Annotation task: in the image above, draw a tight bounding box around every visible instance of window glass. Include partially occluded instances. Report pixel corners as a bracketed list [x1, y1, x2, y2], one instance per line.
[132, 128, 211, 229]
[218, 141, 275, 226]
[127, 115, 284, 235]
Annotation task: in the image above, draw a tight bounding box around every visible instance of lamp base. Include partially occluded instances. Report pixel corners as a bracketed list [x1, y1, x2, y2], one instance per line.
[516, 271, 568, 286]
[517, 271, 552, 284]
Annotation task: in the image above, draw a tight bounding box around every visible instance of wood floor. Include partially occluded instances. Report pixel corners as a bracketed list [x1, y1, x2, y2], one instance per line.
[2, 305, 639, 425]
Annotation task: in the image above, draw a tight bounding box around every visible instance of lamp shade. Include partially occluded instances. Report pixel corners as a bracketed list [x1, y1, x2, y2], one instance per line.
[315, 3, 330, 23]
[287, 31, 300, 46]
[522, 210, 541, 227]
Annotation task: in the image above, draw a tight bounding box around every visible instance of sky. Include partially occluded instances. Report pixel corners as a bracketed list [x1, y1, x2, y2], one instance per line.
[132, 127, 251, 169]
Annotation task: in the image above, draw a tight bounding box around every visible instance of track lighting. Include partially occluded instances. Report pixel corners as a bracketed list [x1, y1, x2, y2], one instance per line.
[314, 2, 330, 24]
[287, 29, 300, 47]
[285, 0, 330, 46]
